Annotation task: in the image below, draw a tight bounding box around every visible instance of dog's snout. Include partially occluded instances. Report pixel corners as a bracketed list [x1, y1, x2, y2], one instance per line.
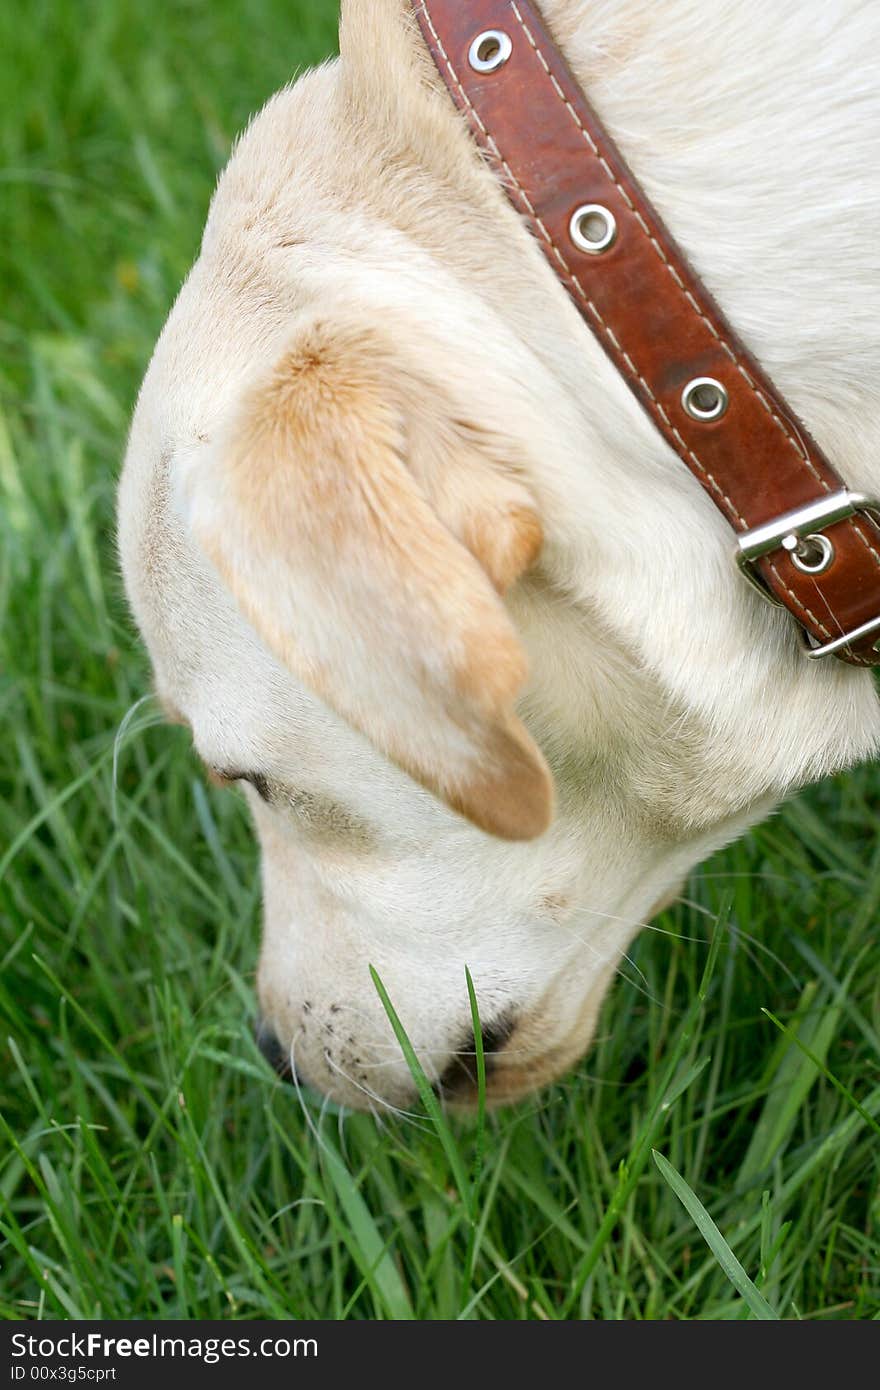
[255, 1017, 296, 1084]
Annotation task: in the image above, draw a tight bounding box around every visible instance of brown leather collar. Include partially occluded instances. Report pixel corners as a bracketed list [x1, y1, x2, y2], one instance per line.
[414, 0, 880, 666]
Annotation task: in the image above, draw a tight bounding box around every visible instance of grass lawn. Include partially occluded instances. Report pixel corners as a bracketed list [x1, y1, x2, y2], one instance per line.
[1, 0, 879, 1322]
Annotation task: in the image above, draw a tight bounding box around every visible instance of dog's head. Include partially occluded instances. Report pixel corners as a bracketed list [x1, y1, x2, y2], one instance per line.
[118, 13, 880, 1110]
[120, 291, 611, 1109]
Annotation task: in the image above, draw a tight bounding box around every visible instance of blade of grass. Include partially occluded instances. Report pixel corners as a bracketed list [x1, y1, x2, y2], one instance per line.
[652, 1150, 778, 1319]
[369, 965, 472, 1212]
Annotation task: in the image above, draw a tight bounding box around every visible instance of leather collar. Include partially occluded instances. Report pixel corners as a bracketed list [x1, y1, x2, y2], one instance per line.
[414, 0, 880, 666]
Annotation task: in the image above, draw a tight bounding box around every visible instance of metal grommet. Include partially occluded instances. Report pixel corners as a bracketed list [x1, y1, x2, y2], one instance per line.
[782, 531, 835, 575]
[468, 30, 512, 73]
[569, 203, 617, 255]
[681, 376, 729, 422]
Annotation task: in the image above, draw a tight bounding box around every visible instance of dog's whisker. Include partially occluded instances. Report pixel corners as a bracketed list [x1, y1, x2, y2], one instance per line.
[727, 925, 802, 990]
[288, 1029, 325, 1147]
[673, 897, 719, 920]
[678, 898, 802, 987]
[337, 1096, 351, 1154]
[322, 1050, 431, 1127]
[353, 1039, 513, 1059]
[612, 963, 667, 1010]
[642, 922, 709, 943]
[551, 912, 654, 998]
[695, 871, 794, 883]
[111, 693, 163, 825]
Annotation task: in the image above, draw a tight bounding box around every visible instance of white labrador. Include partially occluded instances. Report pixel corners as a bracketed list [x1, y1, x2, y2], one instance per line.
[118, 0, 880, 1109]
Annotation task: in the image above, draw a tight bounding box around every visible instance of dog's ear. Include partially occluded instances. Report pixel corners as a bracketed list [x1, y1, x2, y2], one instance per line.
[180, 315, 553, 840]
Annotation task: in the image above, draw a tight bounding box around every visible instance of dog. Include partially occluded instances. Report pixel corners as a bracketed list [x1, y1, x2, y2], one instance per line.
[117, 0, 880, 1110]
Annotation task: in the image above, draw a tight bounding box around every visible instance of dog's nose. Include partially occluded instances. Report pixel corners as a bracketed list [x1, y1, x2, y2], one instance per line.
[255, 1017, 296, 1084]
[435, 1014, 516, 1097]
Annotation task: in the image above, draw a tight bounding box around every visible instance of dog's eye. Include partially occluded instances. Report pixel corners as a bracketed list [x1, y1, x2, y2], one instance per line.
[209, 768, 273, 803]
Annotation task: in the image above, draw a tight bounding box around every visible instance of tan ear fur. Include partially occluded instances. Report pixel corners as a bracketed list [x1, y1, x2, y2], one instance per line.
[185, 315, 553, 840]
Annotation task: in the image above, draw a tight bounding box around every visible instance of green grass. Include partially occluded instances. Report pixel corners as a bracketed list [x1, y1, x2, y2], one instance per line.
[2, 0, 879, 1322]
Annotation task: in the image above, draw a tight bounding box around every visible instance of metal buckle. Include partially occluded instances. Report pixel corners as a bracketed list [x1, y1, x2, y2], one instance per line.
[735, 489, 880, 658]
[803, 613, 880, 660]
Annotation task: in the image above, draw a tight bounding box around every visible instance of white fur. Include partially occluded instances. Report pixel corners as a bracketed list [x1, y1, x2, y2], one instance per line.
[118, 0, 880, 1108]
